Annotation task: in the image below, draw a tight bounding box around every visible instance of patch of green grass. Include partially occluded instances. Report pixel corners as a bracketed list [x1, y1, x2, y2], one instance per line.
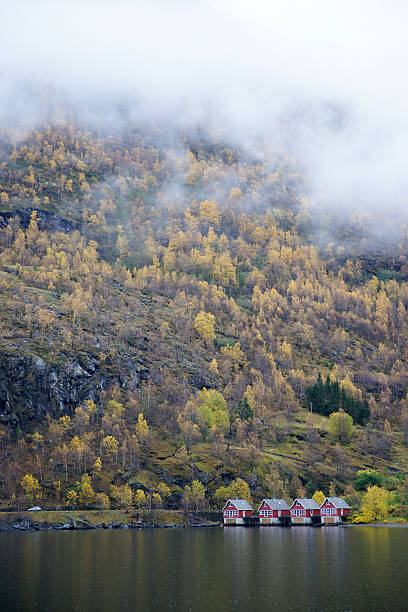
[0, 509, 188, 527]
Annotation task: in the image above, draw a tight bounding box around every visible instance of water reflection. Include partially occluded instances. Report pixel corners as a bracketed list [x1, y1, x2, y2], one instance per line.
[1, 527, 407, 611]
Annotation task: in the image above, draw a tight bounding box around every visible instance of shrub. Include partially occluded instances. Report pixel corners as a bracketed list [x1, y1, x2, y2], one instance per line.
[355, 469, 383, 491]
[329, 411, 353, 443]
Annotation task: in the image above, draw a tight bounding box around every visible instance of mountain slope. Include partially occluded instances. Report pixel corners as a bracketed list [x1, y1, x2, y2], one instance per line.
[1, 119, 408, 512]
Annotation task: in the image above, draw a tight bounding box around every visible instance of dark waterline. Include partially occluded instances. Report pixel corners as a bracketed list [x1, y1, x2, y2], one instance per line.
[1, 527, 407, 611]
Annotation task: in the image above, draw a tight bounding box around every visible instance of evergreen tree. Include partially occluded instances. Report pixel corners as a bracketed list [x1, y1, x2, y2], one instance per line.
[306, 375, 369, 425]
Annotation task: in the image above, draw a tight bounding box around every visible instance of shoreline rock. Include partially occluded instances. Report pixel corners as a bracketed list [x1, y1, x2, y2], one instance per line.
[0, 515, 219, 532]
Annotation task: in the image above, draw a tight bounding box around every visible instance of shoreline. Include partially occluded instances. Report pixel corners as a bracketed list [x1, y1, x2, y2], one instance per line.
[1, 510, 408, 532]
[343, 522, 408, 528]
[0, 509, 220, 532]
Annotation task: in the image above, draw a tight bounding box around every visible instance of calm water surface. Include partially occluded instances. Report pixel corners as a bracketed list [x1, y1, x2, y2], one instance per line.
[1, 526, 407, 611]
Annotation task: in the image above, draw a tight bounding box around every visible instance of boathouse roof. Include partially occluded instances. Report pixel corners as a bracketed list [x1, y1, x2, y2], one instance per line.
[222, 499, 253, 511]
[322, 497, 350, 509]
[258, 498, 290, 511]
[291, 498, 320, 510]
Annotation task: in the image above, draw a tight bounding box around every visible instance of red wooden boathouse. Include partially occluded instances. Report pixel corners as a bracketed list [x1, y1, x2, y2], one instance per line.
[290, 498, 320, 525]
[320, 497, 351, 524]
[258, 499, 290, 525]
[222, 499, 253, 525]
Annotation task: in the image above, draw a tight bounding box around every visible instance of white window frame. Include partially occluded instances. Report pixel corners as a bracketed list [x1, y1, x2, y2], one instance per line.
[321, 507, 336, 516]
[292, 508, 306, 516]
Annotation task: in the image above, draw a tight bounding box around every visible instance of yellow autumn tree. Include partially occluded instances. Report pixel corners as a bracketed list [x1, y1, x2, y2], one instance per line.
[209, 358, 219, 374]
[101, 435, 119, 458]
[312, 490, 326, 506]
[190, 480, 206, 512]
[214, 478, 252, 506]
[194, 311, 215, 343]
[79, 473, 95, 506]
[354, 486, 389, 523]
[212, 252, 237, 287]
[157, 483, 171, 500]
[111, 484, 133, 509]
[66, 490, 78, 508]
[95, 492, 110, 510]
[0, 191, 9, 204]
[134, 489, 147, 508]
[199, 200, 220, 227]
[340, 375, 362, 401]
[93, 456, 102, 474]
[152, 493, 162, 508]
[329, 410, 354, 443]
[21, 474, 41, 504]
[135, 413, 149, 441]
[177, 414, 202, 451]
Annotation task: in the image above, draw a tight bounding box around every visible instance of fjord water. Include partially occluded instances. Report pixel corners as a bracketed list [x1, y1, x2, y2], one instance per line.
[1, 527, 407, 611]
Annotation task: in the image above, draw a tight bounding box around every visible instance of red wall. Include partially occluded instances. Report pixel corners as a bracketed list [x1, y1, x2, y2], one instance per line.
[223, 503, 252, 518]
[290, 502, 320, 517]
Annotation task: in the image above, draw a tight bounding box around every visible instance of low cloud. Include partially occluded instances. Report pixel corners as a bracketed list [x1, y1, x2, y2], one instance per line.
[1, 0, 408, 210]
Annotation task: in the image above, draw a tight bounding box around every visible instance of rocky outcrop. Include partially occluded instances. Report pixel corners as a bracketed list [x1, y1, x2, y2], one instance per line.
[0, 208, 77, 233]
[0, 350, 147, 428]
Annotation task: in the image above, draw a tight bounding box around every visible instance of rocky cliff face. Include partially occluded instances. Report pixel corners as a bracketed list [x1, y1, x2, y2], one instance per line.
[0, 208, 77, 233]
[0, 351, 147, 428]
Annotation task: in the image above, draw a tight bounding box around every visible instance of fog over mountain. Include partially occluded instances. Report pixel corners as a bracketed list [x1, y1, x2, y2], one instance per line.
[1, 0, 408, 209]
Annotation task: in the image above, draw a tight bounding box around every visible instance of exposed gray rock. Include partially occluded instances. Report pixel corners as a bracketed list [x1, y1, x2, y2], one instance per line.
[73, 518, 94, 529]
[13, 521, 30, 530]
[0, 350, 147, 427]
[0, 209, 77, 234]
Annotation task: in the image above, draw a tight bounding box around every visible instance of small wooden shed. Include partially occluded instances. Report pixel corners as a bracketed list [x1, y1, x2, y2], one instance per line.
[290, 498, 321, 525]
[222, 499, 254, 525]
[258, 499, 291, 525]
[320, 497, 351, 524]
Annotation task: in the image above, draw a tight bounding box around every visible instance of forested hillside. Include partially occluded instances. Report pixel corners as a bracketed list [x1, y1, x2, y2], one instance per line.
[1, 117, 408, 517]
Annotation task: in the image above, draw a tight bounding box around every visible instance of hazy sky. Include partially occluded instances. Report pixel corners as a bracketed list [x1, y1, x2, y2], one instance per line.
[1, 0, 408, 209]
